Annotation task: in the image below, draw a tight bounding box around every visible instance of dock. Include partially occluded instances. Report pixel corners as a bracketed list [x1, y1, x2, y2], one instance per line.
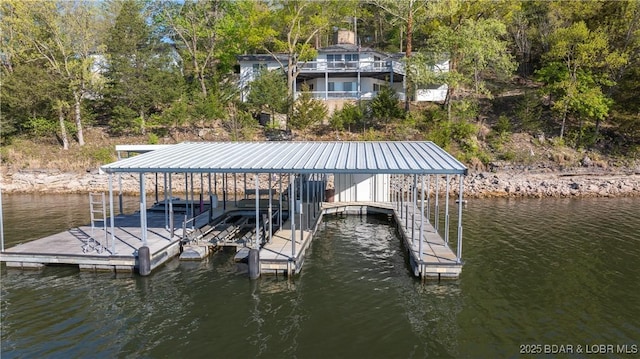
[1, 211, 183, 272]
[1, 141, 468, 279]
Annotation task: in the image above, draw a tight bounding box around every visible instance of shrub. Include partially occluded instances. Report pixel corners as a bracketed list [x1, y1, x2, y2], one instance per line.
[369, 86, 402, 126]
[330, 102, 363, 132]
[290, 85, 328, 130]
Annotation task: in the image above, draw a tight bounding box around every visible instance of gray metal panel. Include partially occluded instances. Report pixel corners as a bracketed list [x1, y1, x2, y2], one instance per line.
[100, 141, 467, 175]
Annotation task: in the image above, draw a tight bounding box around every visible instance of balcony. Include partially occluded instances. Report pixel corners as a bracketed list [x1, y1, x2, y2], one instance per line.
[297, 60, 405, 74]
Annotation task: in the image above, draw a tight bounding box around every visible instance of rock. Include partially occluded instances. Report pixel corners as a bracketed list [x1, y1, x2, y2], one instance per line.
[581, 155, 592, 167]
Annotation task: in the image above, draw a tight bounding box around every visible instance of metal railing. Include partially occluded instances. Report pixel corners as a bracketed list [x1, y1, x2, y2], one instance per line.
[296, 60, 404, 74]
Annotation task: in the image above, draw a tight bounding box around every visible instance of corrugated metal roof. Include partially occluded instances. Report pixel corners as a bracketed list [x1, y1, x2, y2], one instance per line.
[101, 141, 468, 175]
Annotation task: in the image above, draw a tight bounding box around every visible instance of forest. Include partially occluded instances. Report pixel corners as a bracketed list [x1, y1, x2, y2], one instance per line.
[1, 0, 639, 166]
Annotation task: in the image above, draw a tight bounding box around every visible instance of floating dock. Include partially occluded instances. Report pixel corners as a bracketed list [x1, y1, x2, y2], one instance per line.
[1, 141, 468, 279]
[0, 211, 182, 272]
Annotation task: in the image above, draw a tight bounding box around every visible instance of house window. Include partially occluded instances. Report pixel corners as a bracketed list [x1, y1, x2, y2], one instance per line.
[252, 63, 267, 73]
[328, 82, 335, 91]
[327, 54, 343, 69]
[344, 54, 359, 68]
[343, 82, 356, 92]
[373, 83, 382, 92]
[327, 54, 342, 62]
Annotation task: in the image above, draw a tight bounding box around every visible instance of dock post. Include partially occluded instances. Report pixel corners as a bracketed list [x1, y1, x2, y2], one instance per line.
[268, 174, 273, 243]
[234, 173, 237, 206]
[190, 173, 195, 226]
[306, 175, 310, 229]
[445, 174, 450, 245]
[279, 174, 283, 229]
[426, 175, 431, 224]
[435, 175, 440, 232]
[412, 175, 417, 246]
[419, 175, 424, 264]
[140, 173, 148, 246]
[299, 173, 303, 242]
[138, 246, 151, 276]
[109, 174, 116, 254]
[169, 174, 174, 238]
[118, 173, 123, 215]
[457, 176, 464, 263]
[291, 174, 296, 258]
[400, 188, 404, 221]
[0, 188, 4, 252]
[255, 173, 260, 247]
[249, 248, 260, 279]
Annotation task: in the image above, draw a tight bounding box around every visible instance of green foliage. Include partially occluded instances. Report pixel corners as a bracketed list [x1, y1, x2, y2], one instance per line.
[451, 99, 479, 122]
[360, 128, 385, 141]
[83, 147, 116, 165]
[24, 118, 58, 138]
[290, 85, 328, 130]
[109, 106, 138, 135]
[247, 68, 289, 118]
[223, 107, 259, 141]
[516, 91, 543, 132]
[329, 102, 364, 132]
[147, 133, 159, 145]
[369, 86, 402, 126]
[494, 115, 512, 136]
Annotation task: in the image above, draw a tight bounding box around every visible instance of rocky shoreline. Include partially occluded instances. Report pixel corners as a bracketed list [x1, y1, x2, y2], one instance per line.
[2, 167, 639, 198]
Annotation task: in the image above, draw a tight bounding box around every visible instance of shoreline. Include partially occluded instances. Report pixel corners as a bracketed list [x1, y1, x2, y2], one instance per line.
[2, 168, 639, 199]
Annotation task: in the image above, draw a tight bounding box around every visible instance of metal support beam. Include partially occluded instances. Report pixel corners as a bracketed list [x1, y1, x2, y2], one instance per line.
[457, 175, 464, 263]
[268, 174, 273, 243]
[140, 173, 148, 246]
[419, 174, 425, 265]
[291, 174, 296, 258]
[169, 174, 174, 238]
[109, 174, 116, 254]
[435, 175, 440, 232]
[255, 173, 260, 248]
[412, 175, 417, 246]
[299, 173, 303, 241]
[445, 174, 451, 245]
[0, 187, 4, 252]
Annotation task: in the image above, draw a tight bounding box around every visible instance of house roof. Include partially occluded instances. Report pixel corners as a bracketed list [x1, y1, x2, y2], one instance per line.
[237, 54, 289, 62]
[101, 141, 467, 175]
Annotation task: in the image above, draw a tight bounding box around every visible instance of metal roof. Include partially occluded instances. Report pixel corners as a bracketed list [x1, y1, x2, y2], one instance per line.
[101, 141, 468, 175]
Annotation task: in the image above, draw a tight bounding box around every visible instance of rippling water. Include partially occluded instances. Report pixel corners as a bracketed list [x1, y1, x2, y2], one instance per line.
[1, 195, 639, 358]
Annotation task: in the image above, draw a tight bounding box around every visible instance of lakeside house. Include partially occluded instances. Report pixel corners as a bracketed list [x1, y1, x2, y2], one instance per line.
[238, 30, 449, 112]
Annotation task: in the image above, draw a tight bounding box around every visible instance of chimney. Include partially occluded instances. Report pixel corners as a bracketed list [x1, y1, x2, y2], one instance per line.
[334, 29, 356, 45]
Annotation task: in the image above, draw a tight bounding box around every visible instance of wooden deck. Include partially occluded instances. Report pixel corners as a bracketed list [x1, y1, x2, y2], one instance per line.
[0, 211, 185, 272]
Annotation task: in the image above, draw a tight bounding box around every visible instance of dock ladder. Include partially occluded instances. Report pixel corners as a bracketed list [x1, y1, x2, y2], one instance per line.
[85, 192, 108, 253]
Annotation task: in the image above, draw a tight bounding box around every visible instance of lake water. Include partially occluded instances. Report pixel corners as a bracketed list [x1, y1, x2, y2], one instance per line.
[1, 195, 639, 358]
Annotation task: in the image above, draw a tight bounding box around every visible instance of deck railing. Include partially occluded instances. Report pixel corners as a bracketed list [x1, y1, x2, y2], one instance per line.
[297, 60, 404, 74]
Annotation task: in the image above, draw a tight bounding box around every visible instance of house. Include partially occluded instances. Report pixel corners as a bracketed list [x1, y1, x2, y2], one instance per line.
[238, 30, 448, 111]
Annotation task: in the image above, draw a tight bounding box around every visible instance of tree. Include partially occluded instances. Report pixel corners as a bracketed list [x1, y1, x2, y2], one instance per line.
[246, 68, 289, 125]
[369, 85, 402, 126]
[369, 0, 428, 111]
[2, 0, 104, 147]
[160, 0, 224, 97]
[265, 0, 354, 126]
[537, 21, 612, 143]
[105, 0, 182, 135]
[290, 84, 328, 130]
